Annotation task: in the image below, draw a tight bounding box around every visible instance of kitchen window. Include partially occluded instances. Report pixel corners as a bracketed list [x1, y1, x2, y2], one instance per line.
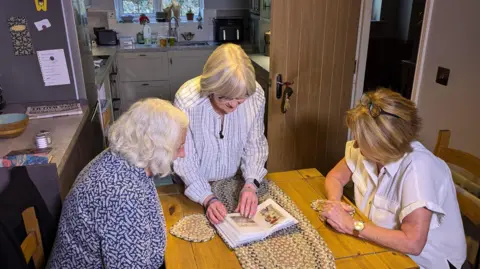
[116, 0, 202, 21]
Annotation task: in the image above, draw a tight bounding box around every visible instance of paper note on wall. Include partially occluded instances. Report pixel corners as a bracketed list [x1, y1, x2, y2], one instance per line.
[37, 49, 71, 86]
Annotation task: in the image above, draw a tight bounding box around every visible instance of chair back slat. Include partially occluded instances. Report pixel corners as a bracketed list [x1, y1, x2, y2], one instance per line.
[21, 207, 44, 268]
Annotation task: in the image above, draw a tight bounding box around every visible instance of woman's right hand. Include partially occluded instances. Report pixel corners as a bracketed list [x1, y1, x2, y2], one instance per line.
[206, 201, 227, 224]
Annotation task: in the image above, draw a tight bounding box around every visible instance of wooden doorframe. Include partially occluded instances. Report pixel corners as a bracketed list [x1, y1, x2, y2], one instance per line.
[410, 0, 434, 103]
[351, 0, 373, 110]
[349, 0, 373, 140]
[352, 0, 435, 109]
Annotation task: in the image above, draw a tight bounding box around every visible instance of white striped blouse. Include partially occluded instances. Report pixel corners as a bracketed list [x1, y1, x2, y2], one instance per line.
[173, 76, 269, 204]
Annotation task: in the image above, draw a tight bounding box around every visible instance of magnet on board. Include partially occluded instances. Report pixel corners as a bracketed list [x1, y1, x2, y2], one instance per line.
[35, 0, 47, 11]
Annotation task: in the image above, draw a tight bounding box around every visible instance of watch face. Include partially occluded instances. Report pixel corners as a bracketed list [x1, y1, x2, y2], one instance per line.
[253, 179, 260, 188]
[354, 221, 365, 231]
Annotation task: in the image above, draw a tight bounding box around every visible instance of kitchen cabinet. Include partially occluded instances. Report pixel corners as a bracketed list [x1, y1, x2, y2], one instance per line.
[119, 81, 171, 112]
[168, 49, 214, 98]
[117, 52, 169, 82]
[260, 0, 271, 20]
[116, 49, 215, 113]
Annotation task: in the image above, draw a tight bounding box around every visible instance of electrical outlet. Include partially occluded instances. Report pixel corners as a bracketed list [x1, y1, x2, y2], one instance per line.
[108, 11, 116, 20]
[436, 66, 450, 86]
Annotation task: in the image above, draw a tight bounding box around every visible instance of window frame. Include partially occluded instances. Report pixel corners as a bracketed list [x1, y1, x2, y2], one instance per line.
[115, 0, 203, 22]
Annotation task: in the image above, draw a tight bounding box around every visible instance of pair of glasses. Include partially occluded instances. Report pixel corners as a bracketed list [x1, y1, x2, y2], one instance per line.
[360, 93, 400, 119]
[215, 95, 248, 103]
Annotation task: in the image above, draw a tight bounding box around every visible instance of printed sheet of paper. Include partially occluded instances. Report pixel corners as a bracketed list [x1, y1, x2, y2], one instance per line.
[37, 49, 71, 86]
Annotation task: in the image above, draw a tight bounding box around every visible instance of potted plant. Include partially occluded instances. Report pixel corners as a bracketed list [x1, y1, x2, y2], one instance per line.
[186, 9, 194, 21]
[139, 13, 150, 25]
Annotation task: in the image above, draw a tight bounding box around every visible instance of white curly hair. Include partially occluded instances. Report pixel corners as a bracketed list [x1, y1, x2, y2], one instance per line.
[108, 98, 189, 177]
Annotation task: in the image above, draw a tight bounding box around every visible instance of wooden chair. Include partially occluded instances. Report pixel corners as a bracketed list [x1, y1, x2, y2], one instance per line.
[435, 130, 480, 269]
[20, 207, 45, 268]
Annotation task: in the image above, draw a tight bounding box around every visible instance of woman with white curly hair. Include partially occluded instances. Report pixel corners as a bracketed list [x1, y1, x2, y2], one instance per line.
[48, 98, 188, 269]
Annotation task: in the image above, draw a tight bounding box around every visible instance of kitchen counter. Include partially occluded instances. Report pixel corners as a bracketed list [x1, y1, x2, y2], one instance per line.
[0, 104, 90, 177]
[119, 42, 219, 53]
[249, 54, 270, 72]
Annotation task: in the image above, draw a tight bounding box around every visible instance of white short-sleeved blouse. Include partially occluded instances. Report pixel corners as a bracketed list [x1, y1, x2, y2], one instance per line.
[345, 140, 466, 269]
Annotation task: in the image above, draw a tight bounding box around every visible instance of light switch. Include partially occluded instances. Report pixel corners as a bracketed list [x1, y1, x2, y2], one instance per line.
[436, 66, 450, 86]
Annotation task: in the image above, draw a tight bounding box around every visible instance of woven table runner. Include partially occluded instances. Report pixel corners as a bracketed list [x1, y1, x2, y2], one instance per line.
[211, 177, 336, 269]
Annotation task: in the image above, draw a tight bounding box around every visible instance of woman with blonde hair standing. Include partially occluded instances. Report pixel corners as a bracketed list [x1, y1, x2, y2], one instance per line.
[321, 89, 468, 269]
[174, 43, 268, 224]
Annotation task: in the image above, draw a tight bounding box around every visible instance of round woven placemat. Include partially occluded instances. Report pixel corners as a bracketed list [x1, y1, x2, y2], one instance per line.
[170, 214, 215, 243]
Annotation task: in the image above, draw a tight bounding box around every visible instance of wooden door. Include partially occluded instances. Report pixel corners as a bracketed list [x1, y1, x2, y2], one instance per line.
[267, 0, 361, 174]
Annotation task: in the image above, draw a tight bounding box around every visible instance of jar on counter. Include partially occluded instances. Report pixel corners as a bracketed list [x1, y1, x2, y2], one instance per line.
[160, 37, 168, 47]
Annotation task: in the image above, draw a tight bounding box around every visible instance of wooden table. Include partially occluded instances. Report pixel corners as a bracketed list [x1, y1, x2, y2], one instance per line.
[157, 169, 418, 269]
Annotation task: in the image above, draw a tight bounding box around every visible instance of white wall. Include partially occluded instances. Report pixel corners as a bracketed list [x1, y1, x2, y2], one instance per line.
[413, 0, 480, 156]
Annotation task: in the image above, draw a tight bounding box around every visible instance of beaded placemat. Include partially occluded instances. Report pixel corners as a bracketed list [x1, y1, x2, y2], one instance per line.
[211, 177, 336, 269]
[170, 214, 215, 243]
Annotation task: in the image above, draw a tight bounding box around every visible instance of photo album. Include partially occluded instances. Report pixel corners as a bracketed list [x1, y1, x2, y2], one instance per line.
[215, 199, 298, 248]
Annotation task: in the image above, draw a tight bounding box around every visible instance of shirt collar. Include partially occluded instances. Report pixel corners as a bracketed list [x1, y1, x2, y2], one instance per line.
[383, 153, 407, 178]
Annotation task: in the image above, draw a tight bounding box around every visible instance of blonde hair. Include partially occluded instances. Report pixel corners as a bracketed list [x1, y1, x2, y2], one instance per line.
[346, 88, 421, 164]
[200, 43, 256, 99]
[108, 98, 189, 177]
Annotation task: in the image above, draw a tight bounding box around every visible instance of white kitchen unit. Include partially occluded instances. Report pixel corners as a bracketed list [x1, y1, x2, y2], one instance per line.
[117, 52, 170, 82]
[119, 81, 171, 112]
[168, 49, 215, 98]
[117, 49, 215, 114]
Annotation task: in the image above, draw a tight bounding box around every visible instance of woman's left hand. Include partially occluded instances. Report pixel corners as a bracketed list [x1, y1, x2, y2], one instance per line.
[235, 184, 258, 218]
[320, 201, 355, 235]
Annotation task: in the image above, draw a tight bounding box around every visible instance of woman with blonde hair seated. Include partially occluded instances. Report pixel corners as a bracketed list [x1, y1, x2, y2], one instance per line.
[48, 98, 188, 268]
[321, 89, 468, 269]
[174, 43, 268, 224]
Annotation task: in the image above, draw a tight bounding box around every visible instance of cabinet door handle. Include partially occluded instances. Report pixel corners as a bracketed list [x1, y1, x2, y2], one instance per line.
[170, 58, 172, 65]
[139, 54, 147, 56]
[141, 83, 150, 86]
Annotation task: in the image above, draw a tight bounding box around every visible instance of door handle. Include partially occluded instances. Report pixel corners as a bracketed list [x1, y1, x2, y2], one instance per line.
[139, 54, 146, 56]
[170, 58, 172, 65]
[141, 83, 150, 86]
[276, 74, 294, 99]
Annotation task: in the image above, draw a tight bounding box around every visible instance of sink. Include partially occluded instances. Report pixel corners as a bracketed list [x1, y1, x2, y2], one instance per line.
[175, 41, 210, 47]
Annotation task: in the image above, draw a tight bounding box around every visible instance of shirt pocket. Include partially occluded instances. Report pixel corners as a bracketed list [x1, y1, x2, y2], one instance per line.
[371, 195, 400, 229]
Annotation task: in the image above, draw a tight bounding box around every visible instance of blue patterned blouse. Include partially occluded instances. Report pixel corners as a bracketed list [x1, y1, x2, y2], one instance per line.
[47, 150, 166, 269]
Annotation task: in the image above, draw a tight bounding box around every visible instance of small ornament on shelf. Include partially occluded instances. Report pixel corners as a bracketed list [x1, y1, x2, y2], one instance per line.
[186, 9, 194, 21]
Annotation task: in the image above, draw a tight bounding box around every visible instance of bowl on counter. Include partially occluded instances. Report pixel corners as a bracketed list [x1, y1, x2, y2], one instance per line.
[0, 113, 29, 138]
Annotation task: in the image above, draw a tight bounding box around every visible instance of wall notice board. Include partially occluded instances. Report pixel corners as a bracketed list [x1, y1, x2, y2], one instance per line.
[0, 0, 77, 104]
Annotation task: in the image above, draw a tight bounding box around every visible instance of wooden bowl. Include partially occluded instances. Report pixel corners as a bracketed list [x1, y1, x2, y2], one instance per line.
[0, 113, 29, 138]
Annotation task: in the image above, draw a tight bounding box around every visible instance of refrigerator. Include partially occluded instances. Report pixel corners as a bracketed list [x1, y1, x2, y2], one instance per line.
[0, 0, 113, 143]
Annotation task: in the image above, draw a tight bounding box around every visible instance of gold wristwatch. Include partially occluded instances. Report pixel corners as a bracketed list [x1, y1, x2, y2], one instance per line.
[353, 220, 365, 237]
